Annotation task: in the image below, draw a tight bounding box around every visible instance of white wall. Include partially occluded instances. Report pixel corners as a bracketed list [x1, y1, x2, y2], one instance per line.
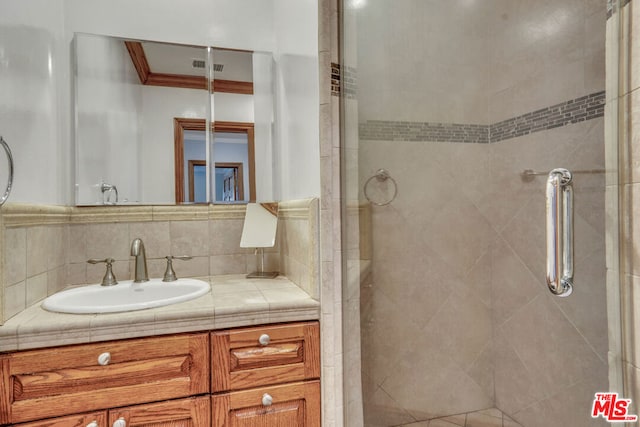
[1, 0, 319, 205]
[63, 0, 275, 52]
[0, 0, 68, 204]
[75, 34, 142, 204]
[273, 0, 320, 200]
[140, 85, 208, 203]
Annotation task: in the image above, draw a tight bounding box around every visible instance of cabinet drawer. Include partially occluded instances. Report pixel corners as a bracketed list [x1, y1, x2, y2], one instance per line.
[109, 396, 210, 427]
[211, 322, 319, 392]
[13, 411, 107, 427]
[212, 380, 320, 427]
[0, 333, 209, 424]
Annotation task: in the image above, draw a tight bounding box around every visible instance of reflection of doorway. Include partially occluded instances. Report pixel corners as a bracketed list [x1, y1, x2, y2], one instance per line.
[173, 118, 255, 203]
[188, 160, 207, 203]
[215, 162, 244, 201]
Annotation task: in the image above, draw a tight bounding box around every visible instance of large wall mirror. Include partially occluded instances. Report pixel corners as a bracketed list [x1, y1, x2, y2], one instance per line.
[74, 33, 274, 205]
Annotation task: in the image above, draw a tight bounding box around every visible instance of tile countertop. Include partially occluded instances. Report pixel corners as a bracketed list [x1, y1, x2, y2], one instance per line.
[0, 275, 320, 353]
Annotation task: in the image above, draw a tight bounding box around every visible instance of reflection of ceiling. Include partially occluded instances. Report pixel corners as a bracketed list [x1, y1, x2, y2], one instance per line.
[184, 130, 248, 145]
[125, 40, 253, 94]
[142, 42, 253, 82]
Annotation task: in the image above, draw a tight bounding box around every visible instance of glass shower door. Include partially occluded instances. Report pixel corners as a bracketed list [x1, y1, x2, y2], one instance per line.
[341, 1, 622, 426]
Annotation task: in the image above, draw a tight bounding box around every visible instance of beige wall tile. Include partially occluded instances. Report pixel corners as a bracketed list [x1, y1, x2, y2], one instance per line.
[624, 361, 640, 417]
[465, 411, 502, 427]
[493, 331, 546, 415]
[209, 254, 247, 275]
[47, 266, 67, 295]
[632, 0, 640, 92]
[4, 227, 26, 285]
[170, 220, 209, 257]
[25, 273, 47, 306]
[624, 275, 640, 368]
[4, 281, 25, 320]
[129, 221, 170, 259]
[47, 225, 66, 270]
[66, 262, 87, 286]
[631, 91, 640, 183]
[67, 224, 87, 263]
[85, 222, 130, 261]
[26, 226, 50, 277]
[498, 294, 606, 401]
[209, 218, 244, 256]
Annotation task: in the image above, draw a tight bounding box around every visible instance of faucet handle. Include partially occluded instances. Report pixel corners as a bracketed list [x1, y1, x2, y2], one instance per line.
[87, 258, 118, 286]
[162, 256, 192, 282]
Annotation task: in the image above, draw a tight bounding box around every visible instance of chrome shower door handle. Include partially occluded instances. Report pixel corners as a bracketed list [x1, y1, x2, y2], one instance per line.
[546, 168, 573, 297]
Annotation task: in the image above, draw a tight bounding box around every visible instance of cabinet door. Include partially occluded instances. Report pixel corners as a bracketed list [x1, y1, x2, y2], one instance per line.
[14, 411, 108, 427]
[212, 381, 320, 427]
[1, 333, 209, 424]
[211, 322, 320, 392]
[109, 396, 210, 427]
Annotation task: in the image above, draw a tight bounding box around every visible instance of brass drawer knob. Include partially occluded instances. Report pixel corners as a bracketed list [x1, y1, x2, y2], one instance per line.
[258, 334, 270, 346]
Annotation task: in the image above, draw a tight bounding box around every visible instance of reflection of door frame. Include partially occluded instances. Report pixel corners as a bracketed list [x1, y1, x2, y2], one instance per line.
[215, 162, 245, 201]
[173, 118, 255, 203]
[188, 160, 206, 202]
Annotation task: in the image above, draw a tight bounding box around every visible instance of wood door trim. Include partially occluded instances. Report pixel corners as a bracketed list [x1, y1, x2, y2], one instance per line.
[174, 118, 256, 203]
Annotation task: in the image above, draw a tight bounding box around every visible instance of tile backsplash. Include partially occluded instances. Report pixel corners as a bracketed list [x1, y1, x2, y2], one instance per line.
[0, 200, 319, 324]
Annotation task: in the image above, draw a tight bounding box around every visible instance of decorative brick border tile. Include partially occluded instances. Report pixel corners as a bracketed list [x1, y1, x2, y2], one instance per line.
[490, 91, 605, 142]
[359, 121, 489, 143]
[357, 91, 605, 144]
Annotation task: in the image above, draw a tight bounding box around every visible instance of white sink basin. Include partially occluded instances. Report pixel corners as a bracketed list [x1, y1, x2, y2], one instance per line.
[41, 278, 210, 314]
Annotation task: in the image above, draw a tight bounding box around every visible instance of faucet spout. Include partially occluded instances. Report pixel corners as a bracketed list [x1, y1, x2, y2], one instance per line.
[130, 238, 149, 283]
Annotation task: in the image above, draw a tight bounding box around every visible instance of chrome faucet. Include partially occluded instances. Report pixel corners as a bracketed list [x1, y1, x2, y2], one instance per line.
[130, 238, 149, 283]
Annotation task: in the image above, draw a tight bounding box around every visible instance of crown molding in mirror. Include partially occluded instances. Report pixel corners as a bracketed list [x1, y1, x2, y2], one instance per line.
[124, 41, 254, 94]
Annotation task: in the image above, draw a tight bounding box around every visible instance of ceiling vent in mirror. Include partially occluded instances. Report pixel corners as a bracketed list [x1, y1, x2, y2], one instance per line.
[192, 60, 224, 72]
[191, 59, 206, 69]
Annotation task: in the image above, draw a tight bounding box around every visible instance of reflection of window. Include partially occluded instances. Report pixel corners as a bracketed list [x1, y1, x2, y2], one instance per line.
[215, 162, 244, 202]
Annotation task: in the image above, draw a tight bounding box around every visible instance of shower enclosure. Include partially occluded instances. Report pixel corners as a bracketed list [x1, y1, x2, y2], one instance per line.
[341, 1, 625, 426]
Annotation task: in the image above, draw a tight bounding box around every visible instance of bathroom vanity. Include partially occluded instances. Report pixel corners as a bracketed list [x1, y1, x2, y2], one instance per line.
[0, 276, 321, 427]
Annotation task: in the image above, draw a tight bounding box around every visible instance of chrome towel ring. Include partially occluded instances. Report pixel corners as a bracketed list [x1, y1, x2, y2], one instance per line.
[364, 169, 397, 206]
[0, 136, 14, 206]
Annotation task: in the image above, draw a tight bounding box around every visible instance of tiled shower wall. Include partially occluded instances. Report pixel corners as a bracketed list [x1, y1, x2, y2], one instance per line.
[345, 1, 610, 426]
[0, 201, 319, 323]
[620, 0, 640, 417]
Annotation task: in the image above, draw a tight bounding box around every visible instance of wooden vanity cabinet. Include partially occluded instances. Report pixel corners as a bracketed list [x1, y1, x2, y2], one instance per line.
[212, 381, 320, 427]
[109, 396, 210, 427]
[12, 397, 211, 427]
[0, 333, 209, 425]
[210, 321, 321, 427]
[0, 321, 321, 427]
[12, 411, 108, 427]
[211, 321, 320, 392]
